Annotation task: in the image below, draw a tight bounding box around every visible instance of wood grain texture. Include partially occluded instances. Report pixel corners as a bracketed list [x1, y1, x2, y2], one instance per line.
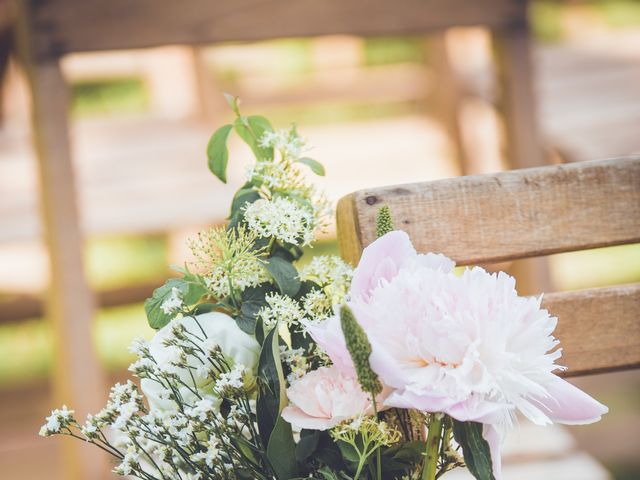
[337, 156, 640, 266]
[544, 284, 640, 376]
[25, 0, 526, 60]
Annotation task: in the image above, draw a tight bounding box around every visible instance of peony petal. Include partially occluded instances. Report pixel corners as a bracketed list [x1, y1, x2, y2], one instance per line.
[534, 374, 608, 425]
[445, 398, 508, 425]
[306, 316, 355, 376]
[350, 231, 416, 300]
[281, 405, 336, 431]
[482, 423, 503, 480]
[383, 389, 455, 412]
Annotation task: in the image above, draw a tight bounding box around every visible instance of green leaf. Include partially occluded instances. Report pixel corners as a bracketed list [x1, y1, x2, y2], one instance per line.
[230, 185, 261, 219]
[144, 278, 183, 329]
[267, 416, 298, 479]
[207, 124, 233, 183]
[295, 430, 321, 464]
[452, 420, 495, 480]
[234, 115, 274, 160]
[224, 92, 241, 116]
[297, 157, 326, 176]
[144, 276, 208, 330]
[266, 256, 301, 297]
[234, 284, 274, 335]
[257, 328, 286, 446]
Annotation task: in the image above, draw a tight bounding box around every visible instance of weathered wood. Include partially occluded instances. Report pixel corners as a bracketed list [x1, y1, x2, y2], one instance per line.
[543, 284, 640, 376]
[25, 0, 526, 60]
[14, 4, 108, 478]
[337, 156, 640, 266]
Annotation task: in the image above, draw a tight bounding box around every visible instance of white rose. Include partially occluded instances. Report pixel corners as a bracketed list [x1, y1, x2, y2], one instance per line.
[141, 311, 260, 411]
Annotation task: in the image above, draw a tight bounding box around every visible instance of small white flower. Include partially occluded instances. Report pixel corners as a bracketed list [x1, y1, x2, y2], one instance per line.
[161, 287, 183, 314]
[258, 292, 305, 330]
[40, 405, 75, 436]
[244, 196, 316, 246]
[258, 126, 306, 160]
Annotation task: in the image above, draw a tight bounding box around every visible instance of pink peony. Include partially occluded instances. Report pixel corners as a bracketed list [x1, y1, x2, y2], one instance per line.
[281, 365, 379, 431]
[309, 231, 608, 479]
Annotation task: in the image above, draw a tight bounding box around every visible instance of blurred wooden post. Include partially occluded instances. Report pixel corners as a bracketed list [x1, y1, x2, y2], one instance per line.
[14, 4, 108, 479]
[493, 17, 552, 294]
[426, 31, 469, 176]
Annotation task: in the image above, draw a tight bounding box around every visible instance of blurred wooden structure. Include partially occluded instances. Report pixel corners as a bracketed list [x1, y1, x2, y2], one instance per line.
[337, 156, 640, 475]
[11, 0, 545, 477]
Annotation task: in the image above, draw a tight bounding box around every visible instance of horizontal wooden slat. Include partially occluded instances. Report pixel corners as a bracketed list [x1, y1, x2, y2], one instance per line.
[544, 284, 640, 376]
[337, 156, 640, 266]
[26, 0, 525, 60]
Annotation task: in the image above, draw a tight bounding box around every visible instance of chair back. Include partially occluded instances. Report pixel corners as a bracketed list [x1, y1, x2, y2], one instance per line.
[337, 156, 640, 377]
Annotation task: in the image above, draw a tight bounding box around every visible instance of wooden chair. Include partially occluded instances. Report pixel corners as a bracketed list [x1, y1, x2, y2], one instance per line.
[337, 155, 640, 474]
[13, 0, 541, 477]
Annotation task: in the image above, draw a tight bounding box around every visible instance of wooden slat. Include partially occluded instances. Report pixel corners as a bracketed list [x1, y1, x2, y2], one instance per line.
[337, 156, 640, 266]
[543, 284, 640, 376]
[25, 0, 525, 60]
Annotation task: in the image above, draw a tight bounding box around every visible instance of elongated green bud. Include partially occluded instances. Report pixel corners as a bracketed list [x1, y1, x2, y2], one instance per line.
[340, 304, 383, 396]
[375, 205, 395, 238]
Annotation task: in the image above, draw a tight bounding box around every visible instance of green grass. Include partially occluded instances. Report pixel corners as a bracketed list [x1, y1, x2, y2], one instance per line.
[71, 78, 149, 117]
[86, 234, 168, 289]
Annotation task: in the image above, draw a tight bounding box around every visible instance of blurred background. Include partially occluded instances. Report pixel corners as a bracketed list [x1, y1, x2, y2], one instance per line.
[0, 0, 639, 479]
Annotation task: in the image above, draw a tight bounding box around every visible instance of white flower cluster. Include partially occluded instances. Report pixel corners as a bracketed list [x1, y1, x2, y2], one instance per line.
[299, 255, 354, 305]
[189, 226, 269, 298]
[258, 292, 305, 330]
[258, 126, 306, 160]
[161, 287, 183, 314]
[41, 313, 264, 480]
[244, 196, 316, 246]
[39, 405, 75, 437]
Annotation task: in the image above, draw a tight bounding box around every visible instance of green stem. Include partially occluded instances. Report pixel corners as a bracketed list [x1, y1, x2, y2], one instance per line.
[373, 400, 382, 480]
[421, 413, 444, 480]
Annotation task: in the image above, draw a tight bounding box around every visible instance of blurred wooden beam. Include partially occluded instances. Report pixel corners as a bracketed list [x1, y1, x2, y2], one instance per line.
[0, 280, 163, 324]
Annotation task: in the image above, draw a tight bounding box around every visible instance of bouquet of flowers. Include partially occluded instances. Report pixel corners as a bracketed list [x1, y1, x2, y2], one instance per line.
[41, 97, 608, 480]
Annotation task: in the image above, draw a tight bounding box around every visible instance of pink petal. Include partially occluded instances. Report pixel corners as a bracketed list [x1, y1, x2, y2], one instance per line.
[534, 374, 608, 425]
[383, 389, 455, 412]
[281, 405, 336, 431]
[482, 423, 503, 480]
[306, 316, 355, 376]
[350, 231, 416, 300]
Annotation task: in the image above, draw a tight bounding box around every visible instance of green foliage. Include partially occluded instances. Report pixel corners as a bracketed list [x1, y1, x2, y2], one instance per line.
[380, 441, 427, 477]
[235, 283, 277, 335]
[267, 416, 298, 479]
[340, 304, 383, 396]
[207, 124, 234, 183]
[266, 256, 302, 297]
[144, 275, 207, 329]
[452, 420, 495, 480]
[257, 328, 287, 441]
[257, 328, 298, 479]
[234, 115, 275, 160]
[375, 205, 395, 238]
[297, 157, 326, 176]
